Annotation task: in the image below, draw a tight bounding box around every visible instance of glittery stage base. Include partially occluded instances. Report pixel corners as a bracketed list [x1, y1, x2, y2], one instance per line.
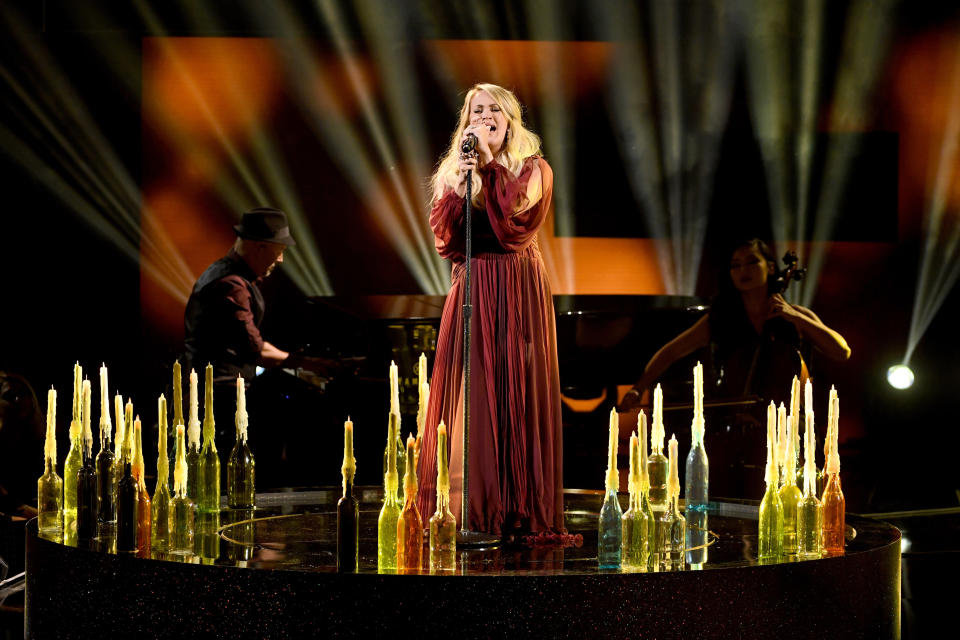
[25, 488, 900, 638]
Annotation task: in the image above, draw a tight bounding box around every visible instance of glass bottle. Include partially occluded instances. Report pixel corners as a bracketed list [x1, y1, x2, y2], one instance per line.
[76, 380, 98, 547]
[227, 378, 255, 509]
[132, 417, 152, 558]
[758, 403, 783, 562]
[647, 385, 669, 514]
[63, 363, 83, 547]
[429, 421, 456, 573]
[186, 368, 202, 508]
[198, 364, 220, 513]
[636, 411, 655, 569]
[797, 413, 822, 559]
[152, 394, 172, 558]
[111, 395, 127, 498]
[621, 432, 648, 571]
[396, 435, 423, 573]
[168, 424, 195, 561]
[337, 418, 359, 573]
[821, 394, 845, 556]
[96, 381, 116, 526]
[778, 413, 802, 557]
[597, 408, 622, 569]
[116, 431, 139, 554]
[377, 411, 401, 573]
[685, 362, 709, 512]
[37, 388, 63, 542]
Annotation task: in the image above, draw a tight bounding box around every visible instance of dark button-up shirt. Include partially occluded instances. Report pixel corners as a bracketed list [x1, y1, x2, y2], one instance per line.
[184, 249, 264, 384]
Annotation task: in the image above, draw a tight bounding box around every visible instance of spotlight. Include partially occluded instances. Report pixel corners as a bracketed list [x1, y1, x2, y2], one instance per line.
[886, 364, 915, 390]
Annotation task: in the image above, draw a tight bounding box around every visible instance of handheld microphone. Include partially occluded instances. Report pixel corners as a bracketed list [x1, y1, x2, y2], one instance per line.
[461, 133, 478, 154]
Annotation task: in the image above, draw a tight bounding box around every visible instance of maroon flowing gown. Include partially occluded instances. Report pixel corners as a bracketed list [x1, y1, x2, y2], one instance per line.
[416, 155, 564, 536]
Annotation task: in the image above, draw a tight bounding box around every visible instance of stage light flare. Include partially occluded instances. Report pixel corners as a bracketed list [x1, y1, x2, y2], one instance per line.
[590, 0, 735, 295]
[886, 364, 914, 390]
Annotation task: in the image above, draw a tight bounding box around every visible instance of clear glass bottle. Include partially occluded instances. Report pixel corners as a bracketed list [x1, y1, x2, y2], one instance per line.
[168, 425, 195, 561]
[598, 408, 622, 569]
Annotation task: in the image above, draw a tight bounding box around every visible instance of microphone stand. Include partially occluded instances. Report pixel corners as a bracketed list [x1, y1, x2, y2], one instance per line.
[457, 152, 499, 548]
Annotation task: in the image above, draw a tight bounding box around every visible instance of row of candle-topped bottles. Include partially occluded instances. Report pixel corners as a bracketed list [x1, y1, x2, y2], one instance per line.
[36, 361, 256, 562]
[598, 364, 847, 571]
[335, 355, 457, 574]
[599, 362, 709, 572]
[597, 362, 709, 571]
[758, 377, 846, 562]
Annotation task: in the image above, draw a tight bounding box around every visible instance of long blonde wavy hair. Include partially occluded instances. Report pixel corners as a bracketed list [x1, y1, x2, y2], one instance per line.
[430, 83, 542, 204]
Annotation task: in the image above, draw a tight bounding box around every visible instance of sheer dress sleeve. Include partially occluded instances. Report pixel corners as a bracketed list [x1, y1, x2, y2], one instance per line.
[429, 190, 467, 260]
[479, 156, 553, 252]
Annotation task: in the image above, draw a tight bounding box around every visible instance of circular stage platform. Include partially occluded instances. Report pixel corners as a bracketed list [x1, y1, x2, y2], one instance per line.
[25, 488, 900, 638]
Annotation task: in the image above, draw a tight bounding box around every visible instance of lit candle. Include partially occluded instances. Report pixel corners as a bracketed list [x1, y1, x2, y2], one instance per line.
[638, 410, 649, 491]
[124, 399, 134, 460]
[72, 362, 82, 429]
[99, 364, 111, 446]
[418, 353, 427, 392]
[777, 402, 787, 481]
[341, 417, 356, 488]
[45, 387, 57, 462]
[389, 360, 400, 416]
[667, 433, 679, 500]
[804, 378, 813, 434]
[825, 386, 837, 461]
[605, 408, 619, 492]
[826, 393, 840, 474]
[203, 364, 215, 442]
[790, 376, 801, 457]
[188, 369, 201, 448]
[236, 375, 248, 442]
[81, 379, 93, 455]
[765, 402, 777, 484]
[172, 360, 184, 427]
[157, 394, 169, 475]
[114, 394, 125, 460]
[436, 421, 449, 496]
[652, 384, 665, 452]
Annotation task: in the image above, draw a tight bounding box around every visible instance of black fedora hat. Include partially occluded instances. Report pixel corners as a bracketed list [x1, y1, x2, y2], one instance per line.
[233, 207, 296, 246]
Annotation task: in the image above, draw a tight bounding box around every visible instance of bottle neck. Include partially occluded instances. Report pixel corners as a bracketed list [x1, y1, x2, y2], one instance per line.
[342, 477, 354, 498]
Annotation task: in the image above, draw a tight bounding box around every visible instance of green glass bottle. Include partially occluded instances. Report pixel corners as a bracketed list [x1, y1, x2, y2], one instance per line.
[152, 394, 172, 558]
[429, 421, 456, 574]
[227, 377, 255, 509]
[759, 403, 784, 563]
[198, 364, 220, 513]
[377, 411, 401, 573]
[621, 431, 648, 571]
[37, 387, 63, 542]
[778, 411, 802, 557]
[168, 424, 195, 561]
[63, 362, 83, 547]
[797, 412, 822, 559]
